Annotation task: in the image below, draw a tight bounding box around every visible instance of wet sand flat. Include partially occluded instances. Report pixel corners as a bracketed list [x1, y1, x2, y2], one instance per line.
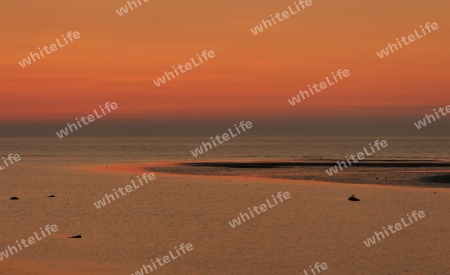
[1, 162, 449, 274]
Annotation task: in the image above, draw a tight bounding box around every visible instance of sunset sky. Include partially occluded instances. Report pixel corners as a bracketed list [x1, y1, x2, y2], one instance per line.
[1, 0, 449, 135]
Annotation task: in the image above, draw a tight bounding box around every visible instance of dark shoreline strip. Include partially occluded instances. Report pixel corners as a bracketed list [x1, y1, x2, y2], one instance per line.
[180, 161, 450, 169]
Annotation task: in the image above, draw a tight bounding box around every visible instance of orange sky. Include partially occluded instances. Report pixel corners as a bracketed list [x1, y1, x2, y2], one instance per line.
[1, 0, 449, 122]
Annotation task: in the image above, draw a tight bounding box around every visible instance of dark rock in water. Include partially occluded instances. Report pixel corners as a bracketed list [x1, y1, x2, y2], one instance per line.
[48, 195, 56, 198]
[69, 235, 82, 238]
[10, 197, 19, 200]
[348, 194, 360, 201]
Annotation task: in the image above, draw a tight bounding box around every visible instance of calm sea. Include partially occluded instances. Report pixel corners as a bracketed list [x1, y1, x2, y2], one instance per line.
[1, 136, 448, 164]
[0, 136, 448, 274]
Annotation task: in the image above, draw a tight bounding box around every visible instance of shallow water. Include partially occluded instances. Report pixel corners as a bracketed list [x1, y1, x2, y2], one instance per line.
[0, 137, 449, 274]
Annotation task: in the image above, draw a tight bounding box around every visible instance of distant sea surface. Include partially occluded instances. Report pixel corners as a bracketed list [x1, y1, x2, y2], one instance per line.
[1, 136, 449, 187]
[1, 136, 448, 163]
